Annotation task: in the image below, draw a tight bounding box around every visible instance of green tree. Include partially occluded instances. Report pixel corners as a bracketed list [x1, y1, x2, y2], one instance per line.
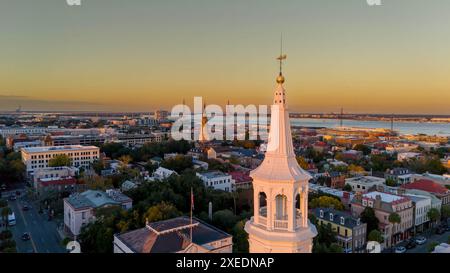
[343, 184, 352, 192]
[143, 202, 181, 223]
[354, 144, 371, 155]
[360, 207, 379, 234]
[441, 205, 450, 219]
[309, 196, 344, 210]
[212, 210, 238, 232]
[427, 241, 439, 253]
[296, 156, 309, 170]
[388, 213, 401, 225]
[312, 223, 343, 253]
[368, 229, 383, 243]
[0, 198, 7, 208]
[427, 208, 441, 228]
[232, 220, 249, 253]
[385, 178, 397, 187]
[0, 230, 13, 240]
[49, 154, 71, 167]
[161, 155, 193, 173]
[328, 243, 344, 253]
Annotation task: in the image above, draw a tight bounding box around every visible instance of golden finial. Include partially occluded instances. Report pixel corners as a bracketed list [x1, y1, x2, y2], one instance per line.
[276, 33, 287, 84]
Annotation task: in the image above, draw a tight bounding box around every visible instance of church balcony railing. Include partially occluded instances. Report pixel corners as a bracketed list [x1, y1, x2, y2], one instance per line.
[274, 215, 288, 230]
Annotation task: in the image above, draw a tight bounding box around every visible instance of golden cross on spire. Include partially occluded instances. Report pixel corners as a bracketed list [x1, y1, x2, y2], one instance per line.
[277, 33, 287, 76]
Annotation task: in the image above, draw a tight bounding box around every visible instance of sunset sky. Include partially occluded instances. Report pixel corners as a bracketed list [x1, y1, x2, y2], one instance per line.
[1, 0, 449, 114]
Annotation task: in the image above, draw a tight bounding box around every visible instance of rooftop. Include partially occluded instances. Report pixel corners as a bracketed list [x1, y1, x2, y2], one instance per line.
[229, 171, 252, 184]
[197, 171, 229, 179]
[401, 179, 449, 195]
[312, 208, 363, 229]
[22, 145, 99, 153]
[115, 216, 231, 253]
[363, 191, 405, 203]
[66, 189, 131, 210]
[346, 176, 385, 184]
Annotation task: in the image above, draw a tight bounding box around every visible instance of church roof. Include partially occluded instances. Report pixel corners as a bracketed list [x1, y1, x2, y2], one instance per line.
[115, 216, 231, 253]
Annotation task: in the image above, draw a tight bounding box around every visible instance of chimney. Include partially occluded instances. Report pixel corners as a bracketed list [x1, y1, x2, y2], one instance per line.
[374, 195, 382, 209]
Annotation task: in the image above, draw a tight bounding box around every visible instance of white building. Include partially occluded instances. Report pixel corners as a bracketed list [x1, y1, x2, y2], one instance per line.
[432, 243, 450, 253]
[121, 180, 138, 192]
[345, 176, 386, 193]
[403, 189, 442, 213]
[64, 189, 132, 236]
[404, 194, 432, 231]
[196, 171, 234, 192]
[397, 152, 421, 162]
[33, 166, 79, 189]
[13, 140, 43, 152]
[21, 145, 100, 175]
[153, 167, 178, 180]
[244, 58, 317, 253]
[412, 173, 450, 187]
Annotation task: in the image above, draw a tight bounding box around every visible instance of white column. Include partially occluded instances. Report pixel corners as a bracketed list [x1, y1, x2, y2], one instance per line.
[267, 190, 273, 231]
[302, 187, 308, 227]
[254, 188, 260, 224]
[289, 190, 296, 231]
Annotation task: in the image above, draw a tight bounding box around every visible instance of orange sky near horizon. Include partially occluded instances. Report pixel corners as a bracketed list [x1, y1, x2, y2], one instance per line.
[0, 0, 449, 114]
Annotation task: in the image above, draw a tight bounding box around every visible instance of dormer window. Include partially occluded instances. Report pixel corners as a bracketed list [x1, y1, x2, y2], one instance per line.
[319, 210, 324, 218]
[329, 213, 334, 221]
[340, 217, 345, 225]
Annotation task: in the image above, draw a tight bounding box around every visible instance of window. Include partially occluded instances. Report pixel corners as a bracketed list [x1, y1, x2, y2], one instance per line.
[340, 217, 345, 225]
[320, 210, 324, 218]
[82, 212, 86, 220]
[329, 213, 334, 221]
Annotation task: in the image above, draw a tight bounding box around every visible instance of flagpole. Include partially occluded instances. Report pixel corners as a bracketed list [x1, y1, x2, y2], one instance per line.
[190, 187, 193, 243]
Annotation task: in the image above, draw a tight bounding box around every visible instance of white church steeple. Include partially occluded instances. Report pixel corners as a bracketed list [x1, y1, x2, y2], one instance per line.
[244, 45, 317, 253]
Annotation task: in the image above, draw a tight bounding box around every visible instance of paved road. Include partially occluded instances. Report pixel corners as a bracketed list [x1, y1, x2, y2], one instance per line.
[6, 195, 65, 253]
[407, 230, 450, 253]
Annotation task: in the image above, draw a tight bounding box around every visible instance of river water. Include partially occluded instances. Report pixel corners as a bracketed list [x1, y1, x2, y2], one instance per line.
[290, 118, 450, 136]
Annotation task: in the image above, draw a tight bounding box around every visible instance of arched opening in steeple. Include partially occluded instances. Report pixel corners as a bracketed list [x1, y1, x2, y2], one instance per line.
[295, 193, 301, 210]
[275, 194, 288, 221]
[258, 192, 267, 217]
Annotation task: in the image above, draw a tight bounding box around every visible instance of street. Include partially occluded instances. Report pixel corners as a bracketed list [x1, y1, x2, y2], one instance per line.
[407, 230, 450, 253]
[3, 191, 65, 253]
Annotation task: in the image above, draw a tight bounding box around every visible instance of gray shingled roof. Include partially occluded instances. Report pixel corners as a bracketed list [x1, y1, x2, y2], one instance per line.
[115, 216, 230, 253]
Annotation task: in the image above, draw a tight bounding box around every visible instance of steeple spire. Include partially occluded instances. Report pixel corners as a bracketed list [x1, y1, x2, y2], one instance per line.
[245, 45, 317, 253]
[276, 34, 287, 84]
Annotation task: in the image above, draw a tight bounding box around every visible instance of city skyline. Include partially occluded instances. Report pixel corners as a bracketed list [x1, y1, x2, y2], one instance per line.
[1, 0, 450, 114]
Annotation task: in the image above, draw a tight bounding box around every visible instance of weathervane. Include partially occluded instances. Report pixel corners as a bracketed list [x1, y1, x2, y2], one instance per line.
[276, 33, 287, 84]
[277, 33, 287, 75]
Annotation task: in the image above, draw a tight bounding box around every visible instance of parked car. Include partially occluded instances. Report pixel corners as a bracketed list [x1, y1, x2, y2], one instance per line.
[436, 227, 446, 235]
[9, 195, 17, 201]
[0, 184, 6, 191]
[394, 246, 406, 253]
[21, 232, 31, 241]
[15, 191, 21, 196]
[22, 205, 30, 211]
[405, 240, 416, 249]
[415, 236, 427, 245]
